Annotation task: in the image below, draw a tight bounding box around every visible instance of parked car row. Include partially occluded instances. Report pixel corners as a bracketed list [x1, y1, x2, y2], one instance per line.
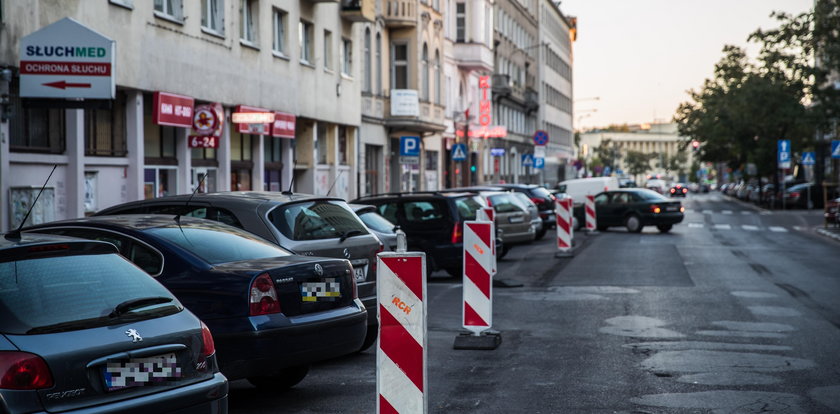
[719, 181, 830, 209]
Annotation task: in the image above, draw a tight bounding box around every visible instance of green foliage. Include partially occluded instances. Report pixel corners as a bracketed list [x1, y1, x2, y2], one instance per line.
[594, 139, 622, 170]
[624, 150, 657, 182]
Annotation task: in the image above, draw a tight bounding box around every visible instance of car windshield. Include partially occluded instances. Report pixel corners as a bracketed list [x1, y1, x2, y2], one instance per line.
[455, 196, 484, 220]
[0, 253, 180, 335]
[359, 211, 396, 233]
[636, 189, 669, 201]
[148, 226, 291, 264]
[268, 200, 369, 241]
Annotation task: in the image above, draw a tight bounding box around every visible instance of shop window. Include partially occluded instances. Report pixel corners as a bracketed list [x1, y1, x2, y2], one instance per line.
[144, 125, 177, 162]
[231, 169, 252, 191]
[272, 8, 287, 56]
[9, 79, 65, 154]
[316, 123, 328, 165]
[264, 137, 283, 191]
[154, 0, 183, 22]
[391, 42, 408, 89]
[191, 168, 217, 193]
[240, 0, 258, 45]
[201, 0, 224, 36]
[364, 144, 380, 195]
[85, 92, 127, 157]
[338, 126, 348, 165]
[144, 167, 177, 199]
[324, 30, 333, 71]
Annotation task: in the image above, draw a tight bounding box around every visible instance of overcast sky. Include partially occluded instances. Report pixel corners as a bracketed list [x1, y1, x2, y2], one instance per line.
[558, 0, 814, 129]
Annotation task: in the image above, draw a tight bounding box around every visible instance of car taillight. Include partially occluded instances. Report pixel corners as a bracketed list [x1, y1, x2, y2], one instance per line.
[249, 273, 281, 316]
[451, 221, 463, 244]
[650, 205, 661, 214]
[680, 206, 685, 213]
[0, 352, 54, 390]
[200, 321, 215, 357]
[682, 188, 687, 193]
[789, 192, 800, 198]
[670, 188, 676, 193]
[530, 197, 543, 205]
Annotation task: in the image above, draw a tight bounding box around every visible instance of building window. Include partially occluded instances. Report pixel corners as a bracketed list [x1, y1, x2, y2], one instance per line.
[230, 132, 253, 191]
[240, 0, 258, 45]
[272, 8, 286, 55]
[316, 123, 328, 165]
[201, 0, 224, 35]
[434, 50, 441, 105]
[375, 33, 382, 95]
[85, 93, 127, 156]
[342, 38, 353, 76]
[338, 126, 348, 165]
[264, 138, 283, 191]
[455, 2, 466, 42]
[299, 20, 313, 64]
[421, 43, 429, 101]
[154, 0, 183, 21]
[109, 0, 134, 9]
[391, 42, 408, 89]
[364, 29, 372, 93]
[324, 30, 333, 70]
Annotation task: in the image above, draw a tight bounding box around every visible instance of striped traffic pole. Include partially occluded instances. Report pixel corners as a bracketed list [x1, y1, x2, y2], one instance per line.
[462, 220, 494, 334]
[476, 207, 496, 275]
[555, 197, 573, 256]
[585, 195, 598, 232]
[377, 231, 427, 414]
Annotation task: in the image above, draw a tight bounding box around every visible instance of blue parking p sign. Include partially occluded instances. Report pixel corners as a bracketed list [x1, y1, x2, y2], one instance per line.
[832, 140, 840, 159]
[778, 139, 791, 168]
[400, 136, 420, 157]
[534, 157, 545, 169]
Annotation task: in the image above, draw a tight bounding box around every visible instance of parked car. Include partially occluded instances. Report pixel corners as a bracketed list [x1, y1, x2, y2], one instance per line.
[669, 183, 688, 197]
[94, 191, 381, 351]
[825, 197, 840, 226]
[593, 188, 685, 233]
[448, 186, 541, 248]
[489, 184, 557, 239]
[508, 191, 544, 240]
[352, 191, 500, 277]
[351, 203, 398, 251]
[783, 182, 821, 209]
[557, 177, 620, 230]
[0, 232, 228, 413]
[645, 179, 668, 194]
[24, 215, 368, 388]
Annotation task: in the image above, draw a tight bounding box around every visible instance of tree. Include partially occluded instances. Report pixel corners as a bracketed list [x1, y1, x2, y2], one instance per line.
[657, 151, 689, 181]
[624, 150, 656, 184]
[594, 139, 622, 173]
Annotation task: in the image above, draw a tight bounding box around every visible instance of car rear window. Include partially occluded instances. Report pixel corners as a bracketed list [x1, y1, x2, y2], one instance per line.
[0, 253, 180, 335]
[268, 200, 368, 241]
[489, 194, 525, 213]
[455, 196, 483, 220]
[530, 187, 552, 198]
[148, 226, 291, 265]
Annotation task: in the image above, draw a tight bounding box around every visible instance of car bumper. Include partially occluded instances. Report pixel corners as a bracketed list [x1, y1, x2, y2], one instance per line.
[23, 373, 228, 414]
[643, 212, 684, 225]
[210, 304, 368, 380]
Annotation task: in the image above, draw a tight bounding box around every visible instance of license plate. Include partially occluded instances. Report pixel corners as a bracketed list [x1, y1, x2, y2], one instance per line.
[103, 353, 181, 391]
[354, 265, 368, 283]
[301, 278, 341, 302]
[666, 205, 679, 212]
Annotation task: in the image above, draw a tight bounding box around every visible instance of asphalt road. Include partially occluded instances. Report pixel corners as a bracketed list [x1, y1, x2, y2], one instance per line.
[228, 192, 840, 413]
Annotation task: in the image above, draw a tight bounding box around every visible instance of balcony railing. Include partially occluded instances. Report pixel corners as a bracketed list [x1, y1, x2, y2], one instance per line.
[341, 0, 375, 22]
[453, 42, 494, 72]
[491, 74, 511, 97]
[525, 88, 539, 113]
[384, 0, 417, 27]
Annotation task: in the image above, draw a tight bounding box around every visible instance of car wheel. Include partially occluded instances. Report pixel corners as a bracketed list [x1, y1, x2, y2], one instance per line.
[535, 227, 547, 240]
[624, 214, 643, 233]
[656, 224, 673, 233]
[248, 365, 310, 390]
[499, 245, 510, 260]
[358, 328, 378, 352]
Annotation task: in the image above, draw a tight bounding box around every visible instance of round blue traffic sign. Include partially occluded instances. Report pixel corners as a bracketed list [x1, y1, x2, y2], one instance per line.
[533, 130, 549, 146]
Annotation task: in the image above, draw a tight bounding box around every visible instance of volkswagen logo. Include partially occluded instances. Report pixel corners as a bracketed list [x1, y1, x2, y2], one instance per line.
[314, 263, 324, 276]
[343, 248, 351, 259]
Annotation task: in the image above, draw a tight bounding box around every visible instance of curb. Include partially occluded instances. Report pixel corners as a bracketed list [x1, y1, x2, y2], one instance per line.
[816, 228, 840, 243]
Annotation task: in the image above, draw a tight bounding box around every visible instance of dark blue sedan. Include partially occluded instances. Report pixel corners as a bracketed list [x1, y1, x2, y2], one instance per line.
[0, 233, 228, 413]
[25, 215, 368, 389]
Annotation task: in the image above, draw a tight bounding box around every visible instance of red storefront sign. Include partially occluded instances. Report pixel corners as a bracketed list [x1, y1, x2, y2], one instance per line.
[235, 105, 272, 135]
[478, 75, 492, 127]
[271, 112, 296, 138]
[153, 91, 194, 128]
[189, 102, 224, 148]
[456, 126, 507, 139]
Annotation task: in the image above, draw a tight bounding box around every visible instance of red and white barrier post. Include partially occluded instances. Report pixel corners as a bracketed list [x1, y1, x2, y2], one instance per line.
[476, 207, 496, 275]
[555, 197, 573, 257]
[454, 219, 501, 349]
[585, 194, 598, 233]
[377, 231, 427, 414]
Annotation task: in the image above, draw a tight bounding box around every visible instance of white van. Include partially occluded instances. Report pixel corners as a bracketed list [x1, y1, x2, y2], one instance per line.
[556, 177, 620, 229]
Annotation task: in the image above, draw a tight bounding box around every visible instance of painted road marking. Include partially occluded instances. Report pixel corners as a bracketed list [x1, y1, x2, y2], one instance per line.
[688, 223, 704, 228]
[703, 210, 713, 215]
[714, 224, 732, 230]
[722, 210, 733, 215]
[769, 226, 788, 233]
[740, 211, 752, 215]
[742, 225, 760, 231]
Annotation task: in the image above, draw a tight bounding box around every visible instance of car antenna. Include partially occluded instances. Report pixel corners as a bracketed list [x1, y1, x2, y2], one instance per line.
[281, 162, 296, 195]
[174, 172, 208, 225]
[5, 165, 57, 241]
[326, 170, 345, 197]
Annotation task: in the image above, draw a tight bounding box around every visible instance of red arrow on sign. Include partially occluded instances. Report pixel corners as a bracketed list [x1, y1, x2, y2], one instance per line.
[43, 81, 92, 89]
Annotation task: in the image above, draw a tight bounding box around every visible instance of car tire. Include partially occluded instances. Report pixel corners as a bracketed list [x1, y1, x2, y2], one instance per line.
[499, 245, 510, 260]
[624, 214, 643, 233]
[656, 224, 673, 233]
[535, 227, 547, 240]
[248, 365, 310, 390]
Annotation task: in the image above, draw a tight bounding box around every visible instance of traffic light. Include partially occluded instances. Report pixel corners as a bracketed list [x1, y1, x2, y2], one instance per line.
[691, 140, 700, 150]
[470, 165, 477, 173]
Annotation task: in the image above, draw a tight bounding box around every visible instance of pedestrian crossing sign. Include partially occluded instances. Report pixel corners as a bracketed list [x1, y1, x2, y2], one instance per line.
[521, 154, 534, 167]
[832, 140, 840, 159]
[801, 152, 815, 166]
[451, 143, 468, 161]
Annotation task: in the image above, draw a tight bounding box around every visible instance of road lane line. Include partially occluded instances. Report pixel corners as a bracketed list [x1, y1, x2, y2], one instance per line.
[688, 223, 704, 228]
[722, 210, 733, 215]
[742, 225, 760, 231]
[714, 224, 732, 230]
[769, 226, 788, 233]
[740, 211, 752, 215]
[703, 210, 713, 214]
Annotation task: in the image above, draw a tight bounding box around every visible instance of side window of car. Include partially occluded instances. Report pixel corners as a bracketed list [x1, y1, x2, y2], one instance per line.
[378, 202, 400, 224]
[594, 193, 610, 204]
[615, 193, 632, 204]
[39, 228, 164, 276]
[208, 208, 244, 229]
[402, 200, 444, 224]
[127, 243, 164, 276]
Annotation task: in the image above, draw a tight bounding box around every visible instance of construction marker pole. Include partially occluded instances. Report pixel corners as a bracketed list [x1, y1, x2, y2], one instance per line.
[454, 220, 501, 349]
[476, 207, 496, 275]
[555, 198, 573, 257]
[377, 230, 427, 414]
[585, 195, 598, 233]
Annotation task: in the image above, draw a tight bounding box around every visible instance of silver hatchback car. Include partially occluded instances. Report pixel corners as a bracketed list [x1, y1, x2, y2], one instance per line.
[96, 191, 383, 351]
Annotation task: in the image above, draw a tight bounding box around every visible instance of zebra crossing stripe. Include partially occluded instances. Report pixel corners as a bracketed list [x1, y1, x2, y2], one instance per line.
[722, 210, 733, 215]
[769, 226, 788, 233]
[742, 225, 759, 231]
[714, 224, 732, 230]
[688, 223, 704, 228]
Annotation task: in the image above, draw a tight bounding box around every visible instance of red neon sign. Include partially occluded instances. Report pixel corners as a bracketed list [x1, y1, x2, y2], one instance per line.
[478, 75, 491, 127]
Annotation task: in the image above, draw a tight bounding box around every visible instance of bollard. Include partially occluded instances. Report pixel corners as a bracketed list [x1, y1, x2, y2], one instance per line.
[585, 195, 598, 233]
[377, 245, 427, 413]
[476, 207, 496, 275]
[454, 220, 501, 350]
[555, 197, 573, 257]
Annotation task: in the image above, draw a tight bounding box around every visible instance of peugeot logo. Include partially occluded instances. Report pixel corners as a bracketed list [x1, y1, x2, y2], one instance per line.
[125, 328, 142, 343]
[314, 264, 324, 276]
[343, 248, 351, 259]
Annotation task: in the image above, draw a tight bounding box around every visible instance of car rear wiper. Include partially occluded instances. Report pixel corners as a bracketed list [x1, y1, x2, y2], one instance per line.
[110, 296, 174, 318]
[339, 230, 364, 242]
